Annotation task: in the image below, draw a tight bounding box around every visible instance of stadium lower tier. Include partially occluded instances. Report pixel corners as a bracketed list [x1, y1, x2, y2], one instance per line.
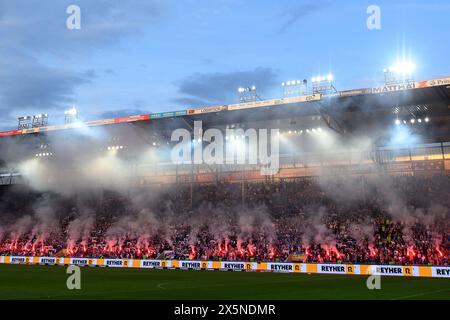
[0, 176, 448, 266]
[0, 256, 449, 278]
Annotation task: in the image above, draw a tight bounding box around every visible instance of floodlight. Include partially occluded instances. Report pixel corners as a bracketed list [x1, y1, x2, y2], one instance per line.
[390, 61, 416, 74]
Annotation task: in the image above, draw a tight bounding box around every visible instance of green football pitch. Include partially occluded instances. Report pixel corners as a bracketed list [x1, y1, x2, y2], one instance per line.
[0, 264, 449, 300]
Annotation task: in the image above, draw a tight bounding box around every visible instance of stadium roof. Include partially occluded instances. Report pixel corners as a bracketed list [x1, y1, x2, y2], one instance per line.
[1, 76, 449, 140]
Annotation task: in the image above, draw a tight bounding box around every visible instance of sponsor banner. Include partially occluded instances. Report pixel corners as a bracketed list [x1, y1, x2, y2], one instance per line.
[105, 259, 125, 267]
[416, 77, 450, 88]
[371, 265, 405, 276]
[54, 257, 70, 265]
[345, 265, 358, 275]
[2, 257, 449, 278]
[318, 264, 347, 274]
[70, 258, 90, 266]
[299, 263, 307, 273]
[0, 130, 23, 137]
[175, 110, 187, 116]
[166, 260, 179, 269]
[86, 258, 95, 266]
[38, 125, 58, 132]
[371, 82, 416, 94]
[150, 113, 162, 119]
[221, 261, 246, 271]
[151, 110, 187, 119]
[151, 112, 175, 119]
[403, 266, 419, 277]
[266, 262, 295, 273]
[162, 112, 177, 118]
[114, 114, 150, 124]
[220, 261, 257, 271]
[418, 266, 432, 277]
[228, 94, 320, 111]
[369, 76, 450, 93]
[431, 266, 450, 278]
[306, 263, 318, 273]
[154, 112, 172, 118]
[141, 259, 162, 269]
[228, 99, 276, 111]
[187, 105, 228, 115]
[228, 101, 261, 111]
[123, 259, 132, 268]
[86, 118, 116, 126]
[41, 123, 87, 133]
[39, 257, 57, 265]
[200, 261, 213, 269]
[257, 262, 267, 271]
[23, 128, 41, 134]
[337, 88, 372, 97]
[10, 256, 27, 264]
[282, 94, 321, 104]
[178, 260, 203, 269]
[307, 94, 321, 101]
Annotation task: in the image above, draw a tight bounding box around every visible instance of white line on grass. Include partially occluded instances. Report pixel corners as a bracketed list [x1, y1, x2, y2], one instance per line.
[390, 288, 450, 300]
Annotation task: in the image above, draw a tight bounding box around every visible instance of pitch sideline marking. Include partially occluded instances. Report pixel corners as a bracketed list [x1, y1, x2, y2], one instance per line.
[390, 288, 450, 300]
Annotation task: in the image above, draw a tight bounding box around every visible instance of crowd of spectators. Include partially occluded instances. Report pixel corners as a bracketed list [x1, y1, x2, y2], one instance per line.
[0, 175, 448, 266]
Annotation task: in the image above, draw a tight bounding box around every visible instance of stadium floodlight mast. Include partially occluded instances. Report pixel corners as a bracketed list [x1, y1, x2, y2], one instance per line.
[311, 74, 336, 94]
[107, 145, 125, 151]
[17, 116, 33, 130]
[31, 114, 49, 128]
[281, 79, 308, 98]
[383, 61, 416, 85]
[238, 86, 260, 103]
[64, 107, 78, 124]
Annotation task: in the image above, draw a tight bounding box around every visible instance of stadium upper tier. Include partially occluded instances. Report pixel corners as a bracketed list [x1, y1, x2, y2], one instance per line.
[1, 76, 449, 138]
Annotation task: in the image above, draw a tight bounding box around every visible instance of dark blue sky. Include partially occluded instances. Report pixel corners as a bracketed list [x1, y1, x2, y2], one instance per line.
[0, 0, 449, 129]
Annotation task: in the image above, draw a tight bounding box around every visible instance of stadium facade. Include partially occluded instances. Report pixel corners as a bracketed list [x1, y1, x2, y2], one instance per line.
[0, 75, 449, 186]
